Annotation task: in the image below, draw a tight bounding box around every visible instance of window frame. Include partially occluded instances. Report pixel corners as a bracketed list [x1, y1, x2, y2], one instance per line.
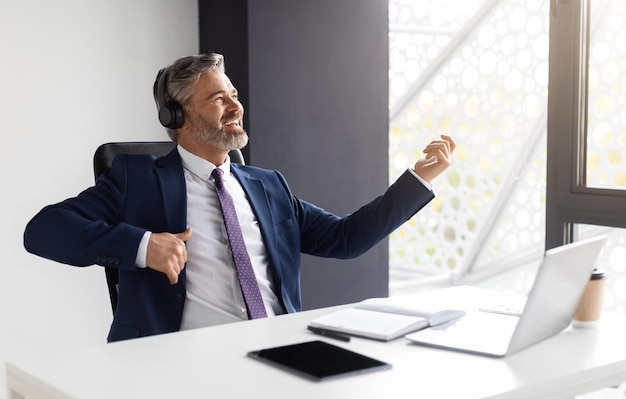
[546, 0, 626, 250]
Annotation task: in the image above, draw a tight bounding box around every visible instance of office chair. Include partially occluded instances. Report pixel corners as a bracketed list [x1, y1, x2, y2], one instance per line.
[93, 141, 245, 314]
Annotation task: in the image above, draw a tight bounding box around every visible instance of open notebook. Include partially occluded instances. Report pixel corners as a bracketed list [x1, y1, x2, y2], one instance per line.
[308, 290, 466, 341]
[405, 235, 607, 357]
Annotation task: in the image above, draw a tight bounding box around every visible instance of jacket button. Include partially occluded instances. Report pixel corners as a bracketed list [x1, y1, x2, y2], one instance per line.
[176, 294, 185, 303]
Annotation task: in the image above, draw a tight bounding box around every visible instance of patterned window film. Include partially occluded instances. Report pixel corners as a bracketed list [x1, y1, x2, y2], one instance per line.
[388, 0, 626, 314]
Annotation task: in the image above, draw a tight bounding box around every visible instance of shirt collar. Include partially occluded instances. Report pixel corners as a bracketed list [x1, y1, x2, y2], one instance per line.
[177, 144, 232, 182]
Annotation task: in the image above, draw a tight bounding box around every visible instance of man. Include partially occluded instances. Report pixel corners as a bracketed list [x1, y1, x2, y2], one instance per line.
[24, 53, 455, 342]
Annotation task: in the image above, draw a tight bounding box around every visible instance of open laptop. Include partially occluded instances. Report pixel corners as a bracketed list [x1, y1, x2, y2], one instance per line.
[405, 235, 607, 357]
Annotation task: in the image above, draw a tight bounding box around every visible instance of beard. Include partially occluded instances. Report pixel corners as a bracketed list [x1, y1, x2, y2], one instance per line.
[186, 109, 249, 151]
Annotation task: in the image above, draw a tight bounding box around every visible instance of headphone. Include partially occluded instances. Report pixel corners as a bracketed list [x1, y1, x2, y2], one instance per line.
[157, 67, 185, 129]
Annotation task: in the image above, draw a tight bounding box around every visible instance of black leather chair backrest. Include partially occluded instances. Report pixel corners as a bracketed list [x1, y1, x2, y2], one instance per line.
[93, 141, 245, 314]
[94, 141, 245, 179]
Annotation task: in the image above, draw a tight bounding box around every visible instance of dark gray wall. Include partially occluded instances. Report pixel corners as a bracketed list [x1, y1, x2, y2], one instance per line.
[199, 0, 389, 309]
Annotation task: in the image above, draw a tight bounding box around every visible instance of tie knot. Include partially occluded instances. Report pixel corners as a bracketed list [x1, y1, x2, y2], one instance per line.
[212, 168, 224, 183]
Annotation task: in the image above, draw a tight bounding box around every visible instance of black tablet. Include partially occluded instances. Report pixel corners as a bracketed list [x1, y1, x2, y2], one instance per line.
[247, 340, 392, 381]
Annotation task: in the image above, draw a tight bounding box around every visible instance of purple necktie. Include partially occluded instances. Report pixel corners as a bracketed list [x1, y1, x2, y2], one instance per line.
[212, 168, 268, 319]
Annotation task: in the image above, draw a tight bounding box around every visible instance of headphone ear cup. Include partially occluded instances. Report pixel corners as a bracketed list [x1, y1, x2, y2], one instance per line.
[156, 67, 184, 129]
[159, 100, 184, 129]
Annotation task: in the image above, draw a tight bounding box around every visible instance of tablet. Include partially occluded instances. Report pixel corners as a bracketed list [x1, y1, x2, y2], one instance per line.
[247, 340, 391, 381]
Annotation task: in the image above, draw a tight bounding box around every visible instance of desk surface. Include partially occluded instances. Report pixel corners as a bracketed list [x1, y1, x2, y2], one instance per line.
[6, 287, 626, 399]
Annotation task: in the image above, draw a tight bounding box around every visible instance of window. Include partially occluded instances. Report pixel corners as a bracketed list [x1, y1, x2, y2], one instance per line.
[586, 1, 626, 190]
[389, 0, 626, 314]
[547, 0, 626, 312]
[389, 0, 549, 295]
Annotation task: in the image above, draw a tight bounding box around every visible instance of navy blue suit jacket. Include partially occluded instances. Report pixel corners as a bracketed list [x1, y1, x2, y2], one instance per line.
[24, 148, 434, 342]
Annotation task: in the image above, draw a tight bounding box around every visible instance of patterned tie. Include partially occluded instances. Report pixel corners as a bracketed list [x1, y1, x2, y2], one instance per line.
[211, 168, 268, 319]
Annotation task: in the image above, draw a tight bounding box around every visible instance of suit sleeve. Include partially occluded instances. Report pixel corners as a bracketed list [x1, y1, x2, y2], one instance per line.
[297, 169, 434, 258]
[23, 155, 147, 271]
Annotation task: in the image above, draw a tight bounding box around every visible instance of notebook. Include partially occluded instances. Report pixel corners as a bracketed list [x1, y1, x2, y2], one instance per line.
[307, 295, 465, 341]
[405, 235, 607, 357]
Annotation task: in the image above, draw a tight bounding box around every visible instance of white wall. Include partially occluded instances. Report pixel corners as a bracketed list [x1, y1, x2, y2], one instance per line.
[0, 0, 198, 396]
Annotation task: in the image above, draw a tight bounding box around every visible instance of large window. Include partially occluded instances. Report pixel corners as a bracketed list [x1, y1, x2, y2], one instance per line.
[389, 0, 626, 313]
[547, 0, 626, 312]
[389, 0, 550, 295]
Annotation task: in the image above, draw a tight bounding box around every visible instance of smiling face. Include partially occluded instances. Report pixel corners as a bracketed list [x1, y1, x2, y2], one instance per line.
[177, 70, 247, 162]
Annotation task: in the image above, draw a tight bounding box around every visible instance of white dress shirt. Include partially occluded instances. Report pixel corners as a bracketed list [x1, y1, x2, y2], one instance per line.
[136, 145, 283, 330]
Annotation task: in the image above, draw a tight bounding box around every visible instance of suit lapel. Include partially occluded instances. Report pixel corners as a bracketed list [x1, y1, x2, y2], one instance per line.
[152, 148, 188, 286]
[231, 165, 282, 285]
[153, 148, 187, 233]
[231, 165, 274, 240]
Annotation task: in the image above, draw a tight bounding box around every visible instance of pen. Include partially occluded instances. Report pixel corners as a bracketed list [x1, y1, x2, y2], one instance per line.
[307, 326, 351, 342]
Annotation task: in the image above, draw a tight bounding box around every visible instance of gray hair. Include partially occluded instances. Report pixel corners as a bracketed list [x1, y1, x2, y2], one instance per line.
[153, 53, 226, 142]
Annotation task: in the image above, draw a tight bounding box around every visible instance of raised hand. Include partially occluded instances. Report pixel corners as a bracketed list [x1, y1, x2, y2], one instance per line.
[413, 135, 456, 183]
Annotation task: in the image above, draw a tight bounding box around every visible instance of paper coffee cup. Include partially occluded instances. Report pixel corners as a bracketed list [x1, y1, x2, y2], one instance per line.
[573, 268, 608, 328]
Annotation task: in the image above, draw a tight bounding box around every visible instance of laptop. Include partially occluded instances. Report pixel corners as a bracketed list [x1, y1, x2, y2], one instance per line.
[405, 235, 607, 357]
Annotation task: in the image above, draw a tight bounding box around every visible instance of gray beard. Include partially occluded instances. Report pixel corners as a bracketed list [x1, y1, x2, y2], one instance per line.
[188, 114, 248, 150]
[194, 126, 248, 151]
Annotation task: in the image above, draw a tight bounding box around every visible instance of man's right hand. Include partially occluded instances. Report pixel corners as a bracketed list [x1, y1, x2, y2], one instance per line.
[146, 227, 192, 285]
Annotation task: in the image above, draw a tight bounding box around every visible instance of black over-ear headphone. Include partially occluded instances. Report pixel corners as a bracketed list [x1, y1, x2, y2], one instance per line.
[157, 67, 185, 129]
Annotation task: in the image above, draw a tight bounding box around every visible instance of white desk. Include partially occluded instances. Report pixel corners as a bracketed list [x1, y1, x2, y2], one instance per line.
[6, 294, 626, 399]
